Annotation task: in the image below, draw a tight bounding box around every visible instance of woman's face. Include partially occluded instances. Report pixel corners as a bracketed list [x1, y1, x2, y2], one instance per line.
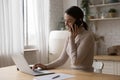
[64, 13, 76, 31]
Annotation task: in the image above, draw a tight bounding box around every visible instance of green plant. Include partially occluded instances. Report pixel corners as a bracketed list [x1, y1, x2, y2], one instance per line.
[108, 8, 117, 13]
[81, 0, 89, 21]
[108, 8, 117, 17]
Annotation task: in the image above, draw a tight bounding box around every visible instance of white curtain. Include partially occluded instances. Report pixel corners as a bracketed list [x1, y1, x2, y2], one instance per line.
[0, 0, 49, 67]
[36, 0, 50, 64]
[0, 0, 24, 67]
[26, 0, 49, 64]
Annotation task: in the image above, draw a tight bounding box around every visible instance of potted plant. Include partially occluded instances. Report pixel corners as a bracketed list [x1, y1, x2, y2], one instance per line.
[81, 0, 89, 21]
[108, 8, 117, 17]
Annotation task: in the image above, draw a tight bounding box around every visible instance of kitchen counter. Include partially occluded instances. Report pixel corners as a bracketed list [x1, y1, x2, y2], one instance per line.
[94, 55, 120, 61]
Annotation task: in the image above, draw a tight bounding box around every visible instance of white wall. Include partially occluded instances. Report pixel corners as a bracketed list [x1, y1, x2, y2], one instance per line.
[94, 20, 120, 55]
[49, 0, 79, 31]
[49, 0, 64, 30]
[63, 0, 78, 14]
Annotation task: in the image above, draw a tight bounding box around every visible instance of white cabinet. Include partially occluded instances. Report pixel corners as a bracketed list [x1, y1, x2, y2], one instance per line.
[102, 61, 115, 75]
[96, 60, 120, 75]
[115, 62, 120, 75]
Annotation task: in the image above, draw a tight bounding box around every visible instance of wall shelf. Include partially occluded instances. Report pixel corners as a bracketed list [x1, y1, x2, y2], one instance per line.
[90, 2, 120, 8]
[89, 17, 120, 21]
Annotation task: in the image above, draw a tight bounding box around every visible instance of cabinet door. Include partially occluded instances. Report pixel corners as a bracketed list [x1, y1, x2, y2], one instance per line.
[118, 62, 120, 75]
[102, 61, 115, 75]
[115, 62, 120, 75]
[98, 60, 115, 75]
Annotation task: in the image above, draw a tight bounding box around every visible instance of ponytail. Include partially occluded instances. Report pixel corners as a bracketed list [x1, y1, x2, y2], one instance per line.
[82, 21, 88, 30]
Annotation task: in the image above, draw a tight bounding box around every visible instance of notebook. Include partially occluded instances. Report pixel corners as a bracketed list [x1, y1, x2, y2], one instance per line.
[11, 53, 54, 76]
[33, 73, 75, 80]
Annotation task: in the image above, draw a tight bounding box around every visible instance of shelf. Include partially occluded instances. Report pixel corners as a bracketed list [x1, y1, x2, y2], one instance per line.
[89, 17, 120, 21]
[89, 2, 120, 8]
[24, 48, 38, 52]
[94, 55, 120, 61]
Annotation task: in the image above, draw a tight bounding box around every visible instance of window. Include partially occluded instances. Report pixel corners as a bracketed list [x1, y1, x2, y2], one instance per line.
[23, 0, 37, 47]
[23, 0, 49, 49]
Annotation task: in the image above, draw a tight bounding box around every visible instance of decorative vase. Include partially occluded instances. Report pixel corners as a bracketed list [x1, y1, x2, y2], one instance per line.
[108, 13, 116, 18]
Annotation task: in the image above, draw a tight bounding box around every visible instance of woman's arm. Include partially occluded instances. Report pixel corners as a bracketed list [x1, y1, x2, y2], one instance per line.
[45, 38, 69, 69]
[32, 38, 69, 70]
[69, 33, 95, 66]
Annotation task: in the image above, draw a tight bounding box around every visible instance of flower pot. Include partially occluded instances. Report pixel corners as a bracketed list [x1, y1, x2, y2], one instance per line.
[108, 13, 116, 18]
[88, 15, 95, 19]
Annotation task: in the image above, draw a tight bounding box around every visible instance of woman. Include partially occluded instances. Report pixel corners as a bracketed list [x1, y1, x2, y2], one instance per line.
[33, 6, 95, 72]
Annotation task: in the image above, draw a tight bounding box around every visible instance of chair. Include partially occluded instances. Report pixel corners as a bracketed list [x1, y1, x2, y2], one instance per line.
[92, 61, 104, 73]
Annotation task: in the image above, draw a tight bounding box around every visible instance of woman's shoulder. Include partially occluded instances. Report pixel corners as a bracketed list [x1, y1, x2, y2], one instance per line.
[81, 30, 94, 36]
[87, 30, 95, 36]
[81, 30, 95, 41]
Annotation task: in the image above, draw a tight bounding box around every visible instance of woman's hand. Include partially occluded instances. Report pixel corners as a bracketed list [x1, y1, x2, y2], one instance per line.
[69, 24, 80, 39]
[32, 63, 47, 70]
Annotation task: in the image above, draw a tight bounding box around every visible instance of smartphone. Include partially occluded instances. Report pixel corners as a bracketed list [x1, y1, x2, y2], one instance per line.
[73, 19, 82, 27]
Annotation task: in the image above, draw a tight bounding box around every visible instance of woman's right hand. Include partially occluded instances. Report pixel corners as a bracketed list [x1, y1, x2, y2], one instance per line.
[32, 63, 47, 70]
[69, 23, 80, 39]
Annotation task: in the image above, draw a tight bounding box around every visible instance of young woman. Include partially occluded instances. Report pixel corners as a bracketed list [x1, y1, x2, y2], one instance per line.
[33, 6, 95, 72]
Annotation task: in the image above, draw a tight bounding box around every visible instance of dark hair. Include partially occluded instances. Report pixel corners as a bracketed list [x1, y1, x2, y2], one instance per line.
[65, 6, 88, 30]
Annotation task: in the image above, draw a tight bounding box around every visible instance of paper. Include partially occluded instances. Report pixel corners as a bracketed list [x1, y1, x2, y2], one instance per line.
[33, 73, 74, 80]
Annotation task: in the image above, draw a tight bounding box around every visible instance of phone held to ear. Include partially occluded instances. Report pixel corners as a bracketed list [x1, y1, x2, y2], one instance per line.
[73, 19, 82, 27]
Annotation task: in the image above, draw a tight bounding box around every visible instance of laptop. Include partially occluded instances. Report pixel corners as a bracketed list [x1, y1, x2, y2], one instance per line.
[11, 53, 54, 76]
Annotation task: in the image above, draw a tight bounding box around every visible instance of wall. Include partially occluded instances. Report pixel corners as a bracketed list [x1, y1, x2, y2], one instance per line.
[49, 0, 79, 31]
[89, 0, 120, 55]
[49, 0, 64, 31]
[63, 0, 77, 13]
[93, 20, 120, 55]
